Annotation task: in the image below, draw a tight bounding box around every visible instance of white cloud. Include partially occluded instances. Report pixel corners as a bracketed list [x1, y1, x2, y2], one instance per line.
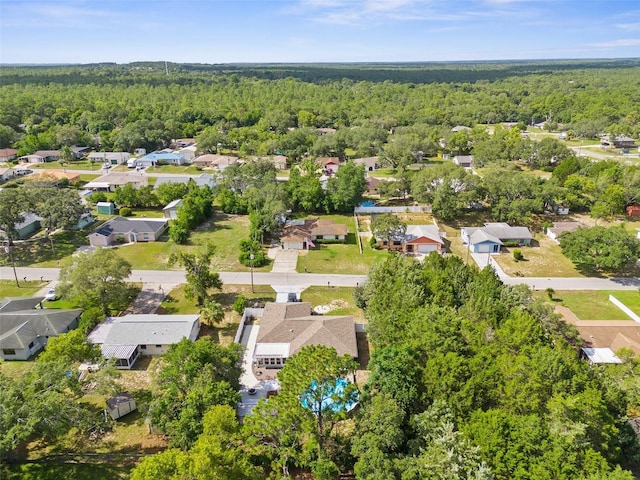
[588, 38, 640, 48]
[616, 22, 640, 31]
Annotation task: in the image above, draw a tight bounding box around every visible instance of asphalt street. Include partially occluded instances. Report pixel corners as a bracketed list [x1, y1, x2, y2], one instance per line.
[1, 266, 638, 291]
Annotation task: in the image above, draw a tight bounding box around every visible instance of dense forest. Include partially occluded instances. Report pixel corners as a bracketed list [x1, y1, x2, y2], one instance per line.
[1, 60, 639, 158]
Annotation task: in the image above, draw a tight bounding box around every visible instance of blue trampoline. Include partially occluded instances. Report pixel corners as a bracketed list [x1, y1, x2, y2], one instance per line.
[300, 377, 359, 414]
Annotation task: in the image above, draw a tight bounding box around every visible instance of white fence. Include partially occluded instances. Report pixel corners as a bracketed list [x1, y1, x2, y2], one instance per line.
[234, 307, 264, 344]
[354, 205, 432, 214]
[609, 295, 640, 323]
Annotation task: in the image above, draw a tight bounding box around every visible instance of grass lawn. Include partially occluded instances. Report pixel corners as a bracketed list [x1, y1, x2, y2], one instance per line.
[0, 280, 46, 297]
[0, 359, 36, 379]
[540, 290, 640, 320]
[0, 229, 91, 268]
[7, 462, 133, 480]
[158, 283, 277, 345]
[300, 286, 365, 321]
[145, 164, 202, 175]
[493, 234, 583, 278]
[128, 208, 165, 218]
[78, 173, 101, 183]
[112, 213, 271, 272]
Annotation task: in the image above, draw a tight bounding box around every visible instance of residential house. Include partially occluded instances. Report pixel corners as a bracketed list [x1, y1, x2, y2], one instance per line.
[178, 145, 198, 163]
[71, 146, 91, 159]
[568, 317, 640, 360]
[365, 176, 380, 196]
[0, 148, 18, 162]
[88, 217, 168, 247]
[133, 148, 146, 156]
[0, 212, 43, 240]
[453, 155, 474, 168]
[451, 125, 471, 133]
[19, 150, 60, 163]
[88, 151, 131, 165]
[316, 157, 340, 174]
[154, 173, 216, 190]
[400, 225, 445, 254]
[193, 154, 239, 170]
[253, 302, 357, 369]
[271, 155, 288, 170]
[461, 222, 532, 253]
[84, 172, 148, 191]
[353, 156, 379, 172]
[547, 222, 583, 243]
[317, 128, 337, 135]
[137, 151, 186, 167]
[163, 199, 183, 219]
[26, 170, 80, 185]
[0, 297, 82, 361]
[281, 218, 348, 250]
[88, 314, 200, 369]
[601, 135, 637, 149]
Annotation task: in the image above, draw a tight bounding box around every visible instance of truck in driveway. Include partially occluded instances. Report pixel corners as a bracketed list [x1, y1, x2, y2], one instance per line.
[127, 158, 137, 168]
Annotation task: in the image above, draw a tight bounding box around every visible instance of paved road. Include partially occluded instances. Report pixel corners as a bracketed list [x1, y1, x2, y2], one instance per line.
[0, 266, 367, 288]
[2, 266, 638, 291]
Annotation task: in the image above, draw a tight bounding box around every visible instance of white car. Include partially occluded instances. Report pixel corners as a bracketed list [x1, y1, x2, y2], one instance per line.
[45, 288, 58, 301]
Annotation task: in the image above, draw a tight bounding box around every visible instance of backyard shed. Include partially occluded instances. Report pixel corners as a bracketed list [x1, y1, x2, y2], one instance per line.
[96, 202, 116, 215]
[106, 392, 137, 420]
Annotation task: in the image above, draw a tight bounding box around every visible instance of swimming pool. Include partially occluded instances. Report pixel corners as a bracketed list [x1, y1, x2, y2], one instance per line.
[360, 201, 376, 207]
[299, 377, 359, 414]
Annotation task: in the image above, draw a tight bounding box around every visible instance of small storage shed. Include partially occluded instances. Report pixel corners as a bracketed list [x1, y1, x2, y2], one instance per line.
[97, 201, 116, 215]
[106, 392, 137, 420]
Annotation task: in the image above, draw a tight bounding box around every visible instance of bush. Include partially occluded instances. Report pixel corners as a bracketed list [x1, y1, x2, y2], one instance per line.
[90, 192, 108, 204]
[238, 239, 268, 267]
[513, 248, 523, 261]
[233, 294, 247, 314]
[503, 241, 519, 248]
[369, 236, 380, 249]
[119, 207, 132, 217]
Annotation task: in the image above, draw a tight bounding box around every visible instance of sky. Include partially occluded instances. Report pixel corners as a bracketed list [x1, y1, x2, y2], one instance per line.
[1, 0, 639, 64]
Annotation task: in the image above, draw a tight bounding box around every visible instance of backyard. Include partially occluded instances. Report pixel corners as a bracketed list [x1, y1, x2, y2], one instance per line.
[300, 286, 365, 321]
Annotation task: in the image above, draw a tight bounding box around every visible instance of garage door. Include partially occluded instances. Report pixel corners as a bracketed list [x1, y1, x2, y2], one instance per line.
[417, 244, 438, 253]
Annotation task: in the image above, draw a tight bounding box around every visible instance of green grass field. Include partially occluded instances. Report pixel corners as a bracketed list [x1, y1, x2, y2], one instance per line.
[0, 280, 46, 298]
[300, 286, 365, 321]
[544, 290, 640, 320]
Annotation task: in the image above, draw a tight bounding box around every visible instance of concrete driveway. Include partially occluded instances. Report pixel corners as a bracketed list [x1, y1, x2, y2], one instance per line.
[271, 249, 299, 273]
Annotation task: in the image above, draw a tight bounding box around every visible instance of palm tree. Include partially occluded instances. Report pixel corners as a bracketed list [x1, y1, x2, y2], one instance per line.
[199, 299, 225, 326]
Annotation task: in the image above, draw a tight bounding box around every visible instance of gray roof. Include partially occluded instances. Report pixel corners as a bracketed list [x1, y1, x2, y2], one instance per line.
[548, 222, 583, 236]
[0, 297, 43, 313]
[256, 302, 358, 358]
[90, 314, 199, 347]
[106, 392, 135, 410]
[465, 223, 531, 244]
[92, 217, 167, 238]
[0, 299, 82, 349]
[163, 199, 183, 210]
[403, 225, 443, 244]
[469, 229, 502, 245]
[16, 212, 42, 230]
[154, 173, 215, 189]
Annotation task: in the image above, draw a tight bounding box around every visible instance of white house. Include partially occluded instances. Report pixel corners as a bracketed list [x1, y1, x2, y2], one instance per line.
[88, 314, 200, 369]
[88, 151, 131, 165]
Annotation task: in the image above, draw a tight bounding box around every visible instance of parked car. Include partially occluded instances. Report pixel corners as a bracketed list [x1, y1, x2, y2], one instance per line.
[45, 288, 58, 301]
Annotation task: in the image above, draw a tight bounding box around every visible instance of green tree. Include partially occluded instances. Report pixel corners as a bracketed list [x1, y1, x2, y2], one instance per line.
[559, 226, 640, 273]
[199, 299, 225, 326]
[152, 338, 242, 449]
[156, 181, 189, 205]
[57, 248, 132, 315]
[238, 238, 268, 267]
[0, 189, 26, 243]
[370, 213, 407, 251]
[0, 361, 95, 460]
[277, 345, 358, 454]
[36, 329, 100, 365]
[168, 244, 222, 306]
[326, 162, 366, 213]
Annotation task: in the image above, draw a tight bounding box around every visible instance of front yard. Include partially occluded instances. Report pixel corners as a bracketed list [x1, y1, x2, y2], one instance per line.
[300, 286, 365, 321]
[539, 290, 640, 320]
[0, 280, 47, 298]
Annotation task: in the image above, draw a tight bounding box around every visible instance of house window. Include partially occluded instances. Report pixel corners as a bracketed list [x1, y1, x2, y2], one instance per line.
[28, 341, 35, 349]
[140, 345, 147, 350]
[316, 235, 323, 240]
[155, 345, 162, 348]
[2, 349, 16, 355]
